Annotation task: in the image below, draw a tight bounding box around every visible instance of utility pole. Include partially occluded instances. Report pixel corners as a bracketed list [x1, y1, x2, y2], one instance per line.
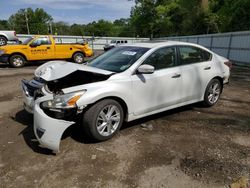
[25, 9, 30, 34]
[49, 22, 53, 34]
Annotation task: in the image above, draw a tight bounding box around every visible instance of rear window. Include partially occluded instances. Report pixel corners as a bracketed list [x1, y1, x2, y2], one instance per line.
[179, 46, 212, 65]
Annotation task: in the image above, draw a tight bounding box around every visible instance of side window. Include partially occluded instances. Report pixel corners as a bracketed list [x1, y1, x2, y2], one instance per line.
[117, 41, 121, 44]
[121, 41, 124, 44]
[31, 37, 51, 46]
[179, 46, 212, 65]
[125, 40, 128, 43]
[143, 47, 176, 70]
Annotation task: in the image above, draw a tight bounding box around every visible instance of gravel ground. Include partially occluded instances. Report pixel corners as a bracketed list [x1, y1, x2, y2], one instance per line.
[0, 58, 249, 188]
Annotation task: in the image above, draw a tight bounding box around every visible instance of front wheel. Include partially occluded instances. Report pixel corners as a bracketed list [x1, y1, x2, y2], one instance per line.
[9, 54, 26, 68]
[203, 79, 222, 107]
[73, 52, 85, 64]
[82, 99, 124, 141]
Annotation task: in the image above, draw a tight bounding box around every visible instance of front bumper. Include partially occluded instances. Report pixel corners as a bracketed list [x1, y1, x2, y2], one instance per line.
[21, 79, 44, 113]
[22, 79, 76, 152]
[0, 54, 9, 63]
[34, 101, 75, 152]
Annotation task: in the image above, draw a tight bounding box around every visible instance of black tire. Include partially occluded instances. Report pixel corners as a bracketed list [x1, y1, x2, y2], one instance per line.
[203, 79, 222, 107]
[0, 36, 7, 46]
[73, 52, 85, 64]
[9, 54, 26, 68]
[82, 99, 124, 141]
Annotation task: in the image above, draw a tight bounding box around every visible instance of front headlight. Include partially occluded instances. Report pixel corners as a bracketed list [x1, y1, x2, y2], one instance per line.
[41, 90, 86, 109]
[0, 50, 5, 56]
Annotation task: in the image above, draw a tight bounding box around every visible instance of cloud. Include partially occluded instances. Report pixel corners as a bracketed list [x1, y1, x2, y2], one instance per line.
[12, 0, 134, 12]
[3, 0, 135, 24]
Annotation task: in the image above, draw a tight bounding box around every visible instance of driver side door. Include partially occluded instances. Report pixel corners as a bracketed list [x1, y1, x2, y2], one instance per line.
[131, 46, 183, 116]
[28, 36, 54, 60]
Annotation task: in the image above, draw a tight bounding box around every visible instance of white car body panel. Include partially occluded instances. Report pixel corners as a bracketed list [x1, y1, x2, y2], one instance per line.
[21, 41, 231, 152]
[0, 30, 18, 41]
[131, 66, 182, 116]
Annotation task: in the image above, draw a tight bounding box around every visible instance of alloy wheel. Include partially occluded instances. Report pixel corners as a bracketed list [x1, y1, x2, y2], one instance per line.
[207, 82, 221, 104]
[12, 57, 24, 67]
[96, 105, 121, 136]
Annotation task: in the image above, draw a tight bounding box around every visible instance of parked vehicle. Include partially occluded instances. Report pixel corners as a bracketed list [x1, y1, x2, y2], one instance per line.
[103, 39, 128, 51]
[0, 30, 19, 46]
[0, 35, 93, 67]
[21, 41, 231, 152]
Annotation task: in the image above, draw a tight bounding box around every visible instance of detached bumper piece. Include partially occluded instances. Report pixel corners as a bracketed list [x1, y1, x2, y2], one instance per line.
[34, 103, 75, 152]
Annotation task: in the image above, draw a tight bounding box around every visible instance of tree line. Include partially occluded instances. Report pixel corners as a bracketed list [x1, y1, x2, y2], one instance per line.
[0, 0, 249, 38]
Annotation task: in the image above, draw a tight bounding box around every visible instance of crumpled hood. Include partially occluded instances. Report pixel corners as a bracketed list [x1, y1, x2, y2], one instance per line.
[34, 61, 114, 81]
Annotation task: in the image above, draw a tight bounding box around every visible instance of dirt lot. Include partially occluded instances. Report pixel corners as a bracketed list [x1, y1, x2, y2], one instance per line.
[0, 60, 249, 188]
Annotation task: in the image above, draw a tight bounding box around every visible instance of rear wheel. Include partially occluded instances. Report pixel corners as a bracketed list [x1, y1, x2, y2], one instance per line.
[9, 54, 26, 68]
[82, 99, 124, 141]
[0, 36, 7, 46]
[203, 79, 222, 107]
[73, 52, 85, 64]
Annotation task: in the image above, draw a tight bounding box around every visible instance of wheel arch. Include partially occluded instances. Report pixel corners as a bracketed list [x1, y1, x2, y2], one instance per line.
[72, 51, 86, 58]
[211, 76, 224, 92]
[87, 96, 129, 121]
[0, 35, 8, 41]
[9, 52, 28, 61]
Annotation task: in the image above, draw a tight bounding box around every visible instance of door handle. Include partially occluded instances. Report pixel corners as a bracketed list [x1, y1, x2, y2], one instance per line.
[204, 66, 211, 70]
[47, 47, 50, 49]
[171, 73, 181, 78]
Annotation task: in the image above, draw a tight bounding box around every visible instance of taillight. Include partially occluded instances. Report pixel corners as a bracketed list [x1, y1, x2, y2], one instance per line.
[224, 61, 232, 70]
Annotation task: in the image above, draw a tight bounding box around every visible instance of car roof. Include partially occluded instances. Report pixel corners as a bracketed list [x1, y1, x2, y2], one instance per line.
[123, 40, 203, 49]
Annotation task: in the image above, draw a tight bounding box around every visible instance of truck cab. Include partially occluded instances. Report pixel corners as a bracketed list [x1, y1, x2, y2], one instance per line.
[0, 35, 93, 67]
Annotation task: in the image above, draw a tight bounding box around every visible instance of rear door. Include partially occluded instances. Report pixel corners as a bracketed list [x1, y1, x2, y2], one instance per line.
[28, 36, 54, 60]
[131, 46, 183, 116]
[177, 45, 213, 102]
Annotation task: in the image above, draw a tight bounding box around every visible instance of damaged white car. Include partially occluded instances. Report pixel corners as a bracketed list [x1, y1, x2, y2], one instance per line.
[21, 41, 231, 152]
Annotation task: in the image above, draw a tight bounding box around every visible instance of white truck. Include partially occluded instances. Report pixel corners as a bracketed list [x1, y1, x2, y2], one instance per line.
[0, 30, 19, 46]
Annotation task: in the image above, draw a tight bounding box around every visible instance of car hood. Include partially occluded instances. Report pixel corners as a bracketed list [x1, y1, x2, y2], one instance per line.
[34, 60, 114, 81]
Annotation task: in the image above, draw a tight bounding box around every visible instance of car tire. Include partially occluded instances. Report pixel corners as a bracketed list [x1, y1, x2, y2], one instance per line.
[0, 36, 7, 46]
[82, 99, 124, 141]
[9, 54, 26, 68]
[203, 79, 222, 107]
[73, 52, 85, 64]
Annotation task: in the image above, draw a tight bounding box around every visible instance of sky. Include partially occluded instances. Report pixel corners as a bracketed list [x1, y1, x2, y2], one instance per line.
[0, 0, 135, 24]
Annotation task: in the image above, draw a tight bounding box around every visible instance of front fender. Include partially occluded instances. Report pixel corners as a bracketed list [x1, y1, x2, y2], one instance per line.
[75, 83, 132, 114]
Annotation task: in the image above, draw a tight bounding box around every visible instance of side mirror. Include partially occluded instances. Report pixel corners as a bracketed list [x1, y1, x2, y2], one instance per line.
[137, 64, 155, 74]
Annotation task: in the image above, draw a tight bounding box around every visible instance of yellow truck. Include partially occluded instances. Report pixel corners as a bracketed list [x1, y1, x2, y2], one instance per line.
[0, 35, 93, 67]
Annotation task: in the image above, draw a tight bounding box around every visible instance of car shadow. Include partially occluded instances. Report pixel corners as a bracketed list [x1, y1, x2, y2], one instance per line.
[14, 103, 199, 155]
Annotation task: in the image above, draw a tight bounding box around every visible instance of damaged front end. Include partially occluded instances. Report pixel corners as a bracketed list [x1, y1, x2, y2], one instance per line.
[21, 61, 113, 152]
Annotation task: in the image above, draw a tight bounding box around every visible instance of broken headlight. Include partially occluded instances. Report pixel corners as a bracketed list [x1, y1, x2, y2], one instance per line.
[41, 90, 86, 109]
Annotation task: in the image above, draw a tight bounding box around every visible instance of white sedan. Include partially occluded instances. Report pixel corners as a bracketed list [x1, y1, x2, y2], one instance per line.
[21, 41, 231, 152]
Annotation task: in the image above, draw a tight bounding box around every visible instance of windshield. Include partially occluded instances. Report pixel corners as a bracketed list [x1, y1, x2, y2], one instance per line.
[110, 40, 116, 43]
[88, 46, 149, 73]
[22, 37, 34, 45]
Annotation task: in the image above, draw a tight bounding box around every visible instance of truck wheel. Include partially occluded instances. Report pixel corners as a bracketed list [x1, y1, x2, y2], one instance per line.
[82, 99, 124, 141]
[73, 52, 84, 64]
[0, 36, 7, 46]
[9, 55, 26, 68]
